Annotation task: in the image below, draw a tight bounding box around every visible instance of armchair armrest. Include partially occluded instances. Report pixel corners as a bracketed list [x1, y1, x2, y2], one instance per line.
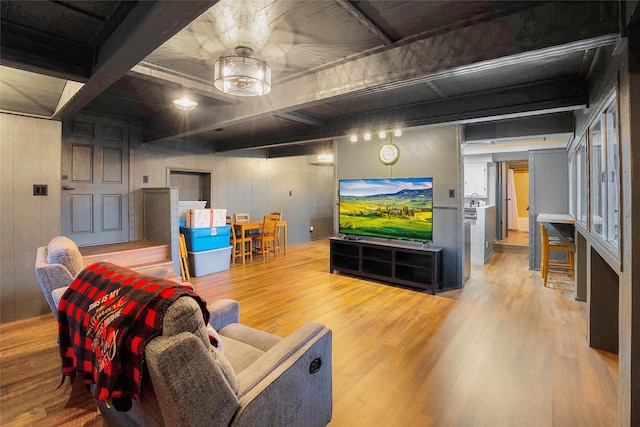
[232, 322, 332, 427]
[209, 299, 240, 330]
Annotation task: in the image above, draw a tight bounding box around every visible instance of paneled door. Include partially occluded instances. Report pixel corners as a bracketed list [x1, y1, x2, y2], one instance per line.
[61, 114, 129, 246]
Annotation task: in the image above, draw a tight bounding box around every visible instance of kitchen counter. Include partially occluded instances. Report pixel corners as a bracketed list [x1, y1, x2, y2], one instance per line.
[470, 205, 496, 265]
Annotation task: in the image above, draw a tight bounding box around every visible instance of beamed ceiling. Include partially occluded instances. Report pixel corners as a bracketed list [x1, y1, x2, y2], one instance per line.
[0, 1, 622, 157]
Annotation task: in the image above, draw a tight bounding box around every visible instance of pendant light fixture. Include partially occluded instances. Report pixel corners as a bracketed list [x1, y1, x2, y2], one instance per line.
[214, 46, 271, 96]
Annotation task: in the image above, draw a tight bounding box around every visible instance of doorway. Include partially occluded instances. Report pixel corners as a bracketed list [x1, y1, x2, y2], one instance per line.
[496, 160, 529, 252]
[168, 169, 212, 204]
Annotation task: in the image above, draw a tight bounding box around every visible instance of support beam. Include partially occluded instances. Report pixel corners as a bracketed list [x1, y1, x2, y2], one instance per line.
[51, 1, 218, 120]
[149, 1, 618, 143]
[0, 21, 92, 81]
[334, 0, 393, 45]
[128, 62, 238, 104]
[214, 76, 587, 151]
[463, 112, 575, 142]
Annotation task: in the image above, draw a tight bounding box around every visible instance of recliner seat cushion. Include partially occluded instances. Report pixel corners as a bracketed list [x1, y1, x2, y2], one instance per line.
[46, 236, 84, 277]
[218, 336, 266, 374]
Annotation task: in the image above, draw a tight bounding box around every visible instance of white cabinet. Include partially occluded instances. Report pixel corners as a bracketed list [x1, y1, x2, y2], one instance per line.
[464, 163, 487, 197]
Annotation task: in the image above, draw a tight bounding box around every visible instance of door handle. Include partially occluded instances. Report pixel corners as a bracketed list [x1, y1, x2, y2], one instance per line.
[62, 186, 76, 191]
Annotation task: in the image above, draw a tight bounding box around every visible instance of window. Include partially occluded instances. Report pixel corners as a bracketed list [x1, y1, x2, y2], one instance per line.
[590, 117, 605, 236]
[604, 100, 619, 247]
[588, 94, 619, 248]
[569, 149, 576, 218]
[576, 135, 588, 225]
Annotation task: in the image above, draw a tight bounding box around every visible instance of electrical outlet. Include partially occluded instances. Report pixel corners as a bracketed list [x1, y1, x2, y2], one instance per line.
[143, 175, 149, 184]
[449, 189, 455, 198]
[485, 241, 489, 248]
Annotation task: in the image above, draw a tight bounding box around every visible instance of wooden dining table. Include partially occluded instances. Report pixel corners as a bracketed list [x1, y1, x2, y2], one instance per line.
[232, 219, 288, 263]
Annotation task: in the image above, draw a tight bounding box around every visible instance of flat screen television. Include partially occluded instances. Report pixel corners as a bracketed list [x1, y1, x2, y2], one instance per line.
[339, 177, 433, 242]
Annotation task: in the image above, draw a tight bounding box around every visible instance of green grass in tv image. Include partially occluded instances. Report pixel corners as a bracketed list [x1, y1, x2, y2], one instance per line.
[339, 198, 433, 241]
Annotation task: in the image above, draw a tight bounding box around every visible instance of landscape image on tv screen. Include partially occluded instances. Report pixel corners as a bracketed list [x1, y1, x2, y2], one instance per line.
[339, 177, 433, 242]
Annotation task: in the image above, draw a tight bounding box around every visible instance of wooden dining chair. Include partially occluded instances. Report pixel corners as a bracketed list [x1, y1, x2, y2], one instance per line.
[252, 214, 279, 261]
[229, 215, 252, 263]
[270, 211, 283, 253]
[226, 216, 241, 264]
[178, 233, 191, 282]
[234, 212, 250, 221]
[539, 223, 574, 287]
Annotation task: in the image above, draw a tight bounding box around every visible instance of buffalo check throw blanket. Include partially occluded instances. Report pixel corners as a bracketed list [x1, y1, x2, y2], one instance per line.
[58, 262, 209, 405]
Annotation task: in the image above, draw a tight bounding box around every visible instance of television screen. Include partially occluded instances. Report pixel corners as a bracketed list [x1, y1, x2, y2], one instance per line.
[339, 177, 433, 242]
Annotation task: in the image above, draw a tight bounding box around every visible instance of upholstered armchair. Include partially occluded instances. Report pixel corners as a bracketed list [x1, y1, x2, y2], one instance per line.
[95, 298, 333, 427]
[35, 236, 170, 319]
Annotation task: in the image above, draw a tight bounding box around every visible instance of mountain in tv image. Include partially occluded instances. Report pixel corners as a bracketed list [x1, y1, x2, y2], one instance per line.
[339, 178, 433, 242]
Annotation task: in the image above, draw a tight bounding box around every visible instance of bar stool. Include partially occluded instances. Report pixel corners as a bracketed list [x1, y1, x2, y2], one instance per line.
[539, 223, 574, 287]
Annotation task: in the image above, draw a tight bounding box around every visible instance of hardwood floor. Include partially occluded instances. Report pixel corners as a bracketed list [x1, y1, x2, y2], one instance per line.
[0, 240, 617, 426]
[498, 229, 529, 246]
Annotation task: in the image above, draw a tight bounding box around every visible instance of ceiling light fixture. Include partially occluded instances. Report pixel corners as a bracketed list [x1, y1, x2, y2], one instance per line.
[214, 46, 271, 96]
[173, 96, 198, 111]
[348, 127, 402, 141]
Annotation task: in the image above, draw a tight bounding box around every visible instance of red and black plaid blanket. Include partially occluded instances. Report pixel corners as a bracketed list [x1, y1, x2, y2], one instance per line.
[58, 262, 209, 403]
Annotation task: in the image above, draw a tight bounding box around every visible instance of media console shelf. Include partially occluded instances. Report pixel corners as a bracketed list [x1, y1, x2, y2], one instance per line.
[329, 237, 443, 294]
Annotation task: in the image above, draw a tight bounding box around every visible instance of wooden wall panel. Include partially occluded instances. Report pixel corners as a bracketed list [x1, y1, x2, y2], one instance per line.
[0, 114, 17, 322]
[0, 113, 61, 322]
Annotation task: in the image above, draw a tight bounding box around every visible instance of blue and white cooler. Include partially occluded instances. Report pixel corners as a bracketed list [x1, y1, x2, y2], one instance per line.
[180, 225, 232, 277]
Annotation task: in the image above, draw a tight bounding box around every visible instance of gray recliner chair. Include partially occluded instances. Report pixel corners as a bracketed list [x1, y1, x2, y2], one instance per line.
[94, 298, 333, 427]
[35, 236, 171, 319]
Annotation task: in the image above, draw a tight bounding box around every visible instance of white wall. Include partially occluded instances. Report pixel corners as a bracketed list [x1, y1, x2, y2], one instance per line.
[1, 114, 61, 322]
[335, 124, 463, 287]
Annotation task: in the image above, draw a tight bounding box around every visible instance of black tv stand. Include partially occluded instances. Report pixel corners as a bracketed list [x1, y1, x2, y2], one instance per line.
[329, 237, 443, 294]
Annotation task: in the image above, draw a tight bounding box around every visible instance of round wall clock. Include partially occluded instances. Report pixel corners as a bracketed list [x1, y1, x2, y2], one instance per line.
[379, 143, 399, 165]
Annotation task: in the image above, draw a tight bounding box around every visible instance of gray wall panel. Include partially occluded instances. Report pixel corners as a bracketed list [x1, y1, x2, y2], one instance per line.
[0, 113, 61, 322]
[528, 148, 569, 270]
[336, 124, 462, 287]
[132, 140, 334, 247]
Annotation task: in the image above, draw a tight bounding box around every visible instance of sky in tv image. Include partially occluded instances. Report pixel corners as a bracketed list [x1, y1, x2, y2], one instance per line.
[339, 177, 433, 242]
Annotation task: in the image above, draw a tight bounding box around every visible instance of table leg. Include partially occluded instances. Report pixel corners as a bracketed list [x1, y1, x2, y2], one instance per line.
[284, 224, 287, 255]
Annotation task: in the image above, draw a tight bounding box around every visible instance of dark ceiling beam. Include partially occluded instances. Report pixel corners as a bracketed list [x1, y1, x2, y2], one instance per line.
[51, 1, 218, 120]
[333, 0, 393, 45]
[266, 140, 333, 158]
[128, 62, 239, 104]
[214, 76, 587, 152]
[276, 111, 326, 127]
[0, 21, 92, 81]
[463, 112, 575, 142]
[150, 0, 619, 143]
